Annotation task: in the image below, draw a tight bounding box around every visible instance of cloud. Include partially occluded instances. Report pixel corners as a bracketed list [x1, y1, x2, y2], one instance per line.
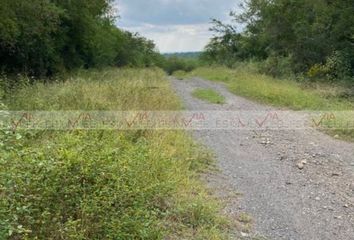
[115, 0, 241, 52]
[117, 0, 237, 25]
[126, 23, 212, 52]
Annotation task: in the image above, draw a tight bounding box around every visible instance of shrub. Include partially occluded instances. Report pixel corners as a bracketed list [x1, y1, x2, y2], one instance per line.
[162, 57, 198, 75]
[324, 51, 352, 80]
[307, 51, 353, 82]
[258, 55, 294, 78]
[307, 64, 327, 79]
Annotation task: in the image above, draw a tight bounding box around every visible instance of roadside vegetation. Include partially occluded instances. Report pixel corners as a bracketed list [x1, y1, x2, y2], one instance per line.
[193, 88, 226, 105]
[1, 0, 353, 238]
[0, 0, 167, 78]
[185, 66, 353, 110]
[170, 0, 354, 141]
[0, 1, 232, 239]
[0, 68, 229, 239]
[161, 56, 200, 76]
[180, 65, 354, 140]
[202, 0, 354, 83]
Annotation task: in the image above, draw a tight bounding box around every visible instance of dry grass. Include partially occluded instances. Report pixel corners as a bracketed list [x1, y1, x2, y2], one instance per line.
[0, 68, 230, 239]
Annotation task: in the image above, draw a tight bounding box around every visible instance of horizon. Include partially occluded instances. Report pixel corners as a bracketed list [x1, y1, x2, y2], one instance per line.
[162, 51, 202, 54]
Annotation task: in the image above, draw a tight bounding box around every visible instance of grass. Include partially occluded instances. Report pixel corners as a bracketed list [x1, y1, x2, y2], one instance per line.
[182, 66, 354, 141]
[192, 88, 226, 104]
[172, 70, 188, 80]
[186, 66, 354, 110]
[0, 68, 229, 239]
[172, 69, 189, 79]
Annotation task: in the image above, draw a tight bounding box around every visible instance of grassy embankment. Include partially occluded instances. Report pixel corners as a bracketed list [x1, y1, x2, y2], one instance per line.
[175, 66, 354, 140]
[0, 68, 229, 239]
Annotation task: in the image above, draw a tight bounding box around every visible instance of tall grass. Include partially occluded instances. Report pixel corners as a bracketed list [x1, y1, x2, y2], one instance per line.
[6, 68, 180, 111]
[183, 66, 354, 140]
[187, 66, 354, 110]
[0, 68, 228, 239]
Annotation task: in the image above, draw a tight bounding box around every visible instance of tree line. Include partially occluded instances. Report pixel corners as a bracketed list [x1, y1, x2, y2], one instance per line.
[202, 0, 354, 81]
[0, 0, 163, 77]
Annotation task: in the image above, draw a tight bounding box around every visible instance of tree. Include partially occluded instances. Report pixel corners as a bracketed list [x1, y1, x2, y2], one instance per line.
[205, 0, 354, 79]
[0, 0, 163, 78]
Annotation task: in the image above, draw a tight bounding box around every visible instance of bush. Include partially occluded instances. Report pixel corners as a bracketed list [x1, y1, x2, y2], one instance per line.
[307, 64, 327, 79]
[258, 55, 294, 78]
[307, 51, 353, 82]
[162, 57, 198, 75]
[323, 51, 352, 80]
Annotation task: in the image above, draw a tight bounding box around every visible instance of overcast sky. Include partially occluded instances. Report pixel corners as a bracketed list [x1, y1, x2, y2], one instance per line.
[115, 0, 241, 53]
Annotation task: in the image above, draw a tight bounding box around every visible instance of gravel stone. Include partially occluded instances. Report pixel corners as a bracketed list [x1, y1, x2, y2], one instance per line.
[171, 77, 354, 240]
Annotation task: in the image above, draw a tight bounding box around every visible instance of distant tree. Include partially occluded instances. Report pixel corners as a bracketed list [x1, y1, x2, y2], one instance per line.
[0, 0, 163, 78]
[204, 0, 354, 79]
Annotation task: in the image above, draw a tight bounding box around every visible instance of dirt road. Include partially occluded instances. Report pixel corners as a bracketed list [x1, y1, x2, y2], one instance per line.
[171, 77, 354, 240]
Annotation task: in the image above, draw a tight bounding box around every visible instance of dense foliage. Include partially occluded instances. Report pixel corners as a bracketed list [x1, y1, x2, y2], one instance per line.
[203, 0, 354, 81]
[0, 0, 161, 77]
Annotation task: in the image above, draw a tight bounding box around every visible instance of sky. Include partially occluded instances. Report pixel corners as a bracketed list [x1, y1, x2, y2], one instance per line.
[114, 0, 242, 53]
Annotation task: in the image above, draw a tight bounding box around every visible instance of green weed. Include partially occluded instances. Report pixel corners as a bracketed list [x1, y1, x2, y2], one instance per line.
[192, 89, 226, 104]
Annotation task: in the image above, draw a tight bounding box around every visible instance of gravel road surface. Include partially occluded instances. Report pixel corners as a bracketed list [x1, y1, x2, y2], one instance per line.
[171, 77, 354, 240]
